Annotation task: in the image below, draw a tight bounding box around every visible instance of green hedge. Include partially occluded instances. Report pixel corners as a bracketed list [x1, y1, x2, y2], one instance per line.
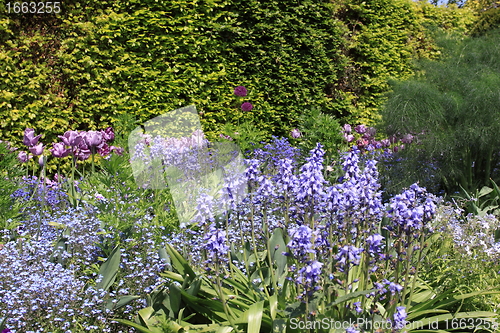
[0, 0, 478, 149]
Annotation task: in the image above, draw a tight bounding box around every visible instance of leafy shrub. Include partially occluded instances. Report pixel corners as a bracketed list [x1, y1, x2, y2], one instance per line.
[379, 30, 500, 194]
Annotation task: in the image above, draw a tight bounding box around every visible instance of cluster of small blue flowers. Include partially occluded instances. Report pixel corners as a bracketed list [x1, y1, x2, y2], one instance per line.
[0, 197, 168, 332]
[11, 175, 68, 210]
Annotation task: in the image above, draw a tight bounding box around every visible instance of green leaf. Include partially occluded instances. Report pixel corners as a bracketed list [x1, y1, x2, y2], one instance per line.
[164, 243, 197, 283]
[97, 245, 121, 292]
[326, 289, 375, 307]
[247, 301, 264, 333]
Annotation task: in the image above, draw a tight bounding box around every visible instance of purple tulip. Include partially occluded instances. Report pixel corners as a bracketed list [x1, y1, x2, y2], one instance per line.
[75, 147, 91, 161]
[98, 143, 111, 156]
[401, 134, 414, 144]
[241, 102, 253, 112]
[290, 129, 302, 139]
[28, 143, 44, 156]
[344, 134, 355, 143]
[51, 142, 70, 158]
[234, 86, 248, 97]
[84, 130, 104, 148]
[363, 127, 376, 139]
[354, 124, 367, 134]
[102, 127, 115, 142]
[17, 151, 30, 163]
[343, 124, 352, 133]
[380, 139, 391, 147]
[110, 146, 124, 155]
[23, 128, 41, 147]
[38, 155, 45, 167]
[59, 131, 83, 147]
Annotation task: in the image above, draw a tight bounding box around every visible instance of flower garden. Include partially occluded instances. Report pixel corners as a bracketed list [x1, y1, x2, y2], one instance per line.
[1, 91, 500, 333]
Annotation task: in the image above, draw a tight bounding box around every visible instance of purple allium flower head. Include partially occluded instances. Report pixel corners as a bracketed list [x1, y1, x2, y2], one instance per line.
[290, 129, 302, 139]
[17, 151, 30, 163]
[234, 85, 248, 97]
[28, 143, 44, 156]
[354, 124, 367, 134]
[393, 306, 407, 330]
[50, 142, 70, 158]
[343, 124, 352, 134]
[23, 128, 41, 147]
[84, 130, 104, 148]
[59, 130, 83, 147]
[241, 102, 253, 112]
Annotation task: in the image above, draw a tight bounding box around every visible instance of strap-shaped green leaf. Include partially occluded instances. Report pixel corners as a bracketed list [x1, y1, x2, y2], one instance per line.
[97, 245, 121, 292]
[247, 301, 264, 333]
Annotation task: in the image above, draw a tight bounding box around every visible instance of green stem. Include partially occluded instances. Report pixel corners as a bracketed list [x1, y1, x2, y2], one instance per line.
[407, 232, 426, 307]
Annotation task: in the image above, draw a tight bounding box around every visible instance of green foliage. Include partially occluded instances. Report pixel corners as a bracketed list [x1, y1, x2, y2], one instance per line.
[296, 107, 346, 163]
[0, 142, 25, 231]
[0, 0, 347, 146]
[379, 30, 500, 194]
[335, 0, 428, 124]
[470, 7, 500, 35]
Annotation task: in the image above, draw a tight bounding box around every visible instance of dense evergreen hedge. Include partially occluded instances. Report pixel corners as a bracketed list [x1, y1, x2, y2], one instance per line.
[0, 0, 479, 147]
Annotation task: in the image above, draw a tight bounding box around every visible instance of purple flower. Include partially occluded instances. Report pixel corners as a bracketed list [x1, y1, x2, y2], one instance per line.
[366, 234, 384, 254]
[354, 124, 367, 134]
[59, 130, 83, 147]
[344, 134, 355, 142]
[393, 306, 407, 330]
[84, 130, 104, 148]
[17, 151, 30, 163]
[2, 328, 12, 333]
[346, 328, 359, 333]
[110, 146, 124, 156]
[287, 225, 314, 259]
[343, 124, 352, 134]
[203, 224, 229, 258]
[401, 133, 414, 144]
[23, 128, 41, 147]
[296, 260, 323, 286]
[234, 85, 248, 97]
[241, 102, 253, 112]
[290, 129, 302, 139]
[50, 142, 70, 158]
[28, 143, 44, 156]
[336, 245, 363, 271]
[380, 139, 391, 147]
[101, 127, 115, 142]
[353, 301, 363, 313]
